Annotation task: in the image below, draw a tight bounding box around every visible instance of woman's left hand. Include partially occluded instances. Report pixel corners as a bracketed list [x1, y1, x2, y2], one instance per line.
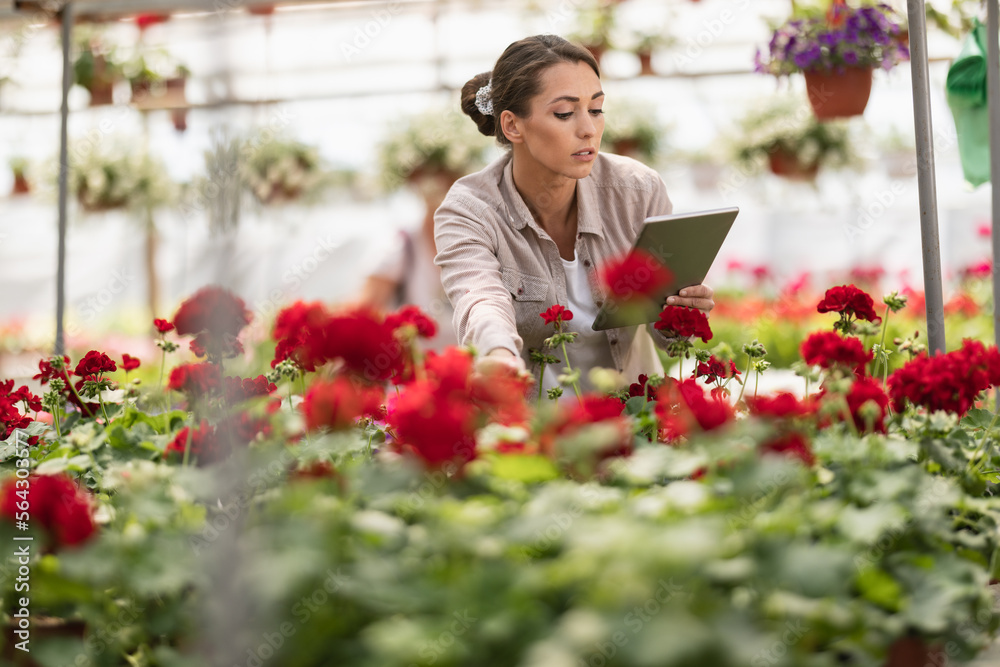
[665, 284, 714, 313]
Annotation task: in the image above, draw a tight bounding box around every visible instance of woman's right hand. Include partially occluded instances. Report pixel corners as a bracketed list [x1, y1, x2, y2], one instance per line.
[475, 347, 527, 376]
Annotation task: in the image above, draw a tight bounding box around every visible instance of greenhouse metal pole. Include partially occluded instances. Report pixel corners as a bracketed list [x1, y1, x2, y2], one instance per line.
[988, 0, 1000, 357]
[907, 0, 946, 355]
[54, 0, 73, 356]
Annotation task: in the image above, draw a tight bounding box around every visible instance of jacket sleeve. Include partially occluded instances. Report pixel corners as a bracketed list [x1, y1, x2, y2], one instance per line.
[434, 194, 522, 357]
[638, 173, 684, 350]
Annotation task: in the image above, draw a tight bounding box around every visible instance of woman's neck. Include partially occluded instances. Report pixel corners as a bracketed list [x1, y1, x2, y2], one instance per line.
[510, 150, 578, 236]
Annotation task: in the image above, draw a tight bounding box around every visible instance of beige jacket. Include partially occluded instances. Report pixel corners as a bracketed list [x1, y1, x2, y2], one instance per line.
[433, 151, 674, 382]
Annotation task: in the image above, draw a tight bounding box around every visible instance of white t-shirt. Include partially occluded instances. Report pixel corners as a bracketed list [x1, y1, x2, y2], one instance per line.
[541, 254, 617, 395]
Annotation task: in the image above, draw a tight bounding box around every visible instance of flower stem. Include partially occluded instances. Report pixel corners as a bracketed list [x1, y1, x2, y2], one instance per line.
[537, 365, 546, 405]
[158, 348, 166, 390]
[874, 304, 891, 385]
[735, 354, 753, 405]
[182, 418, 194, 467]
[66, 379, 96, 420]
[754, 367, 761, 399]
[559, 340, 582, 399]
[97, 391, 110, 424]
[678, 356, 684, 382]
[969, 409, 1000, 475]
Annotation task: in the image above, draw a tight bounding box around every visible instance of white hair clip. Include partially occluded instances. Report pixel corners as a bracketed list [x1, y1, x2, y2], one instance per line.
[475, 80, 494, 116]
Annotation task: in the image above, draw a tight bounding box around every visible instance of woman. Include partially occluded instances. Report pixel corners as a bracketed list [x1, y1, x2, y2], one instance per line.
[434, 34, 714, 391]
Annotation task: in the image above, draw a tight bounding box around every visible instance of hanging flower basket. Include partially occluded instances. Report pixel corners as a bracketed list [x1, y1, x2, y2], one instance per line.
[768, 147, 820, 181]
[804, 66, 874, 119]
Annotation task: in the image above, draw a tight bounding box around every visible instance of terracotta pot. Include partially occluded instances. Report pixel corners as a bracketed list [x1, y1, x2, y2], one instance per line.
[248, 4, 275, 14]
[804, 66, 873, 120]
[767, 148, 819, 181]
[132, 76, 187, 112]
[88, 80, 114, 106]
[12, 174, 30, 195]
[884, 636, 944, 667]
[611, 139, 643, 161]
[637, 51, 655, 76]
[895, 30, 909, 48]
[584, 44, 606, 66]
[2, 618, 86, 666]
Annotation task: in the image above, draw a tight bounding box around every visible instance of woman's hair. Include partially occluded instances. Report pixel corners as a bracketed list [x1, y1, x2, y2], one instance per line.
[460, 34, 600, 146]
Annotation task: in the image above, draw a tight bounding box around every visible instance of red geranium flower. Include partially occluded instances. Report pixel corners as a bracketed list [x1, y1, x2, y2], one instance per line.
[888, 339, 1000, 416]
[627, 374, 650, 399]
[154, 318, 175, 334]
[388, 380, 479, 469]
[816, 284, 881, 323]
[168, 363, 222, 399]
[322, 308, 405, 382]
[302, 377, 384, 432]
[121, 354, 140, 372]
[747, 392, 816, 419]
[800, 331, 872, 374]
[844, 376, 890, 433]
[655, 378, 733, 443]
[224, 375, 277, 404]
[1, 381, 38, 442]
[386, 305, 438, 339]
[271, 301, 330, 372]
[0, 474, 96, 548]
[174, 286, 252, 337]
[654, 306, 713, 342]
[165, 420, 218, 462]
[695, 356, 740, 385]
[760, 432, 815, 466]
[597, 249, 673, 303]
[33, 356, 72, 385]
[74, 350, 117, 377]
[541, 304, 573, 326]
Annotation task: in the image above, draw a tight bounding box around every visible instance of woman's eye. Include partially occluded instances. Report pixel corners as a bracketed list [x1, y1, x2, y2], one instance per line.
[554, 112, 573, 119]
[590, 108, 604, 116]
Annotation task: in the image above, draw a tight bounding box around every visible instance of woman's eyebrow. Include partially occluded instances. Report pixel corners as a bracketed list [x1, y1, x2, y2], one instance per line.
[547, 91, 605, 105]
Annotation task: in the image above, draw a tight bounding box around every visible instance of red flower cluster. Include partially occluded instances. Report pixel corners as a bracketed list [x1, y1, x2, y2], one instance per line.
[168, 363, 222, 399]
[33, 356, 71, 385]
[166, 420, 217, 461]
[541, 305, 573, 326]
[888, 339, 1000, 416]
[173, 286, 252, 360]
[844, 376, 890, 433]
[597, 249, 673, 303]
[121, 354, 141, 372]
[154, 318, 175, 334]
[654, 306, 713, 343]
[224, 375, 277, 405]
[655, 378, 733, 443]
[0, 474, 96, 548]
[74, 350, 117, 377]
[387, 348, 528, 469]
[626, 374, 650, 399]
[272, 301, 330, 372]
[800, 331, 872, 374]
[695, 356, 740, 385]
[302, 377, 384, 431]
[760, 432, 816, 466]
[385, 305, 438, 339]
[816, 284, 881, 323]
[542, 395, 633, 470]
[747, 393, 815, 419]
[1, 380, 40, 443]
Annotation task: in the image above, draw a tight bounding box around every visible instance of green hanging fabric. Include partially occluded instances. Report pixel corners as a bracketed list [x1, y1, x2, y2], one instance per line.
[945, 18, 991, 188]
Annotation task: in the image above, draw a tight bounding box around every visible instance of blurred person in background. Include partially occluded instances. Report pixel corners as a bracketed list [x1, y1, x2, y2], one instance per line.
[357, 169, 458, 351]
[435, 34, 714, 392]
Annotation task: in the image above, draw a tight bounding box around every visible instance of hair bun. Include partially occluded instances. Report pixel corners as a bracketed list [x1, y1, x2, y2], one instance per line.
[461, 72, 496, 138]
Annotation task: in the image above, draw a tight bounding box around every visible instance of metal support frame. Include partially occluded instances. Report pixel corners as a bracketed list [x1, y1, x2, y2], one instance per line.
[988, 0, 1000, 359]
[54, 0, 72, 355]
[907, 0, 946, 355]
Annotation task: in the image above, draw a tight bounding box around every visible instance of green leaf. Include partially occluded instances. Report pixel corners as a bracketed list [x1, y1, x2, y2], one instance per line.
[623, 395, 648, 417]
[856, 567, 903, 611]
[487, 454, 559, 484]
[961, 407, 996, 431]
[115, 406, 188, 435]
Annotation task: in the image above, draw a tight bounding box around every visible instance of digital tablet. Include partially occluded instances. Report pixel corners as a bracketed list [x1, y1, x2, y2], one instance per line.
[592, 206, 739, 331]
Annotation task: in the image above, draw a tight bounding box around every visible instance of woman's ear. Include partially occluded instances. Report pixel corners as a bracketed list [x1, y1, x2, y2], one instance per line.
[500, 110, 523, 144]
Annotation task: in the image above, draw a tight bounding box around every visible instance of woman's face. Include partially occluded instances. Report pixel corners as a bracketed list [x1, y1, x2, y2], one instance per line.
[505, 60, 605, 181]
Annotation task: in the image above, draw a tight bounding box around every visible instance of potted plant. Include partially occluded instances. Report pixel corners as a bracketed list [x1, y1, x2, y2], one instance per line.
[242, 136, 328, 205]
[568, 2, 616, 66]
[730, 96, 857, 181]
[754, 1, 909, 119]
[68, 141, 175, 213]
[9, 157, 30, 196]
[601, 98, 667, 165]
[376, 107, 491, 192]
[71, 33, 124, 107]
[675, 148, 726, 192]
[629, 30, 674, 76]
